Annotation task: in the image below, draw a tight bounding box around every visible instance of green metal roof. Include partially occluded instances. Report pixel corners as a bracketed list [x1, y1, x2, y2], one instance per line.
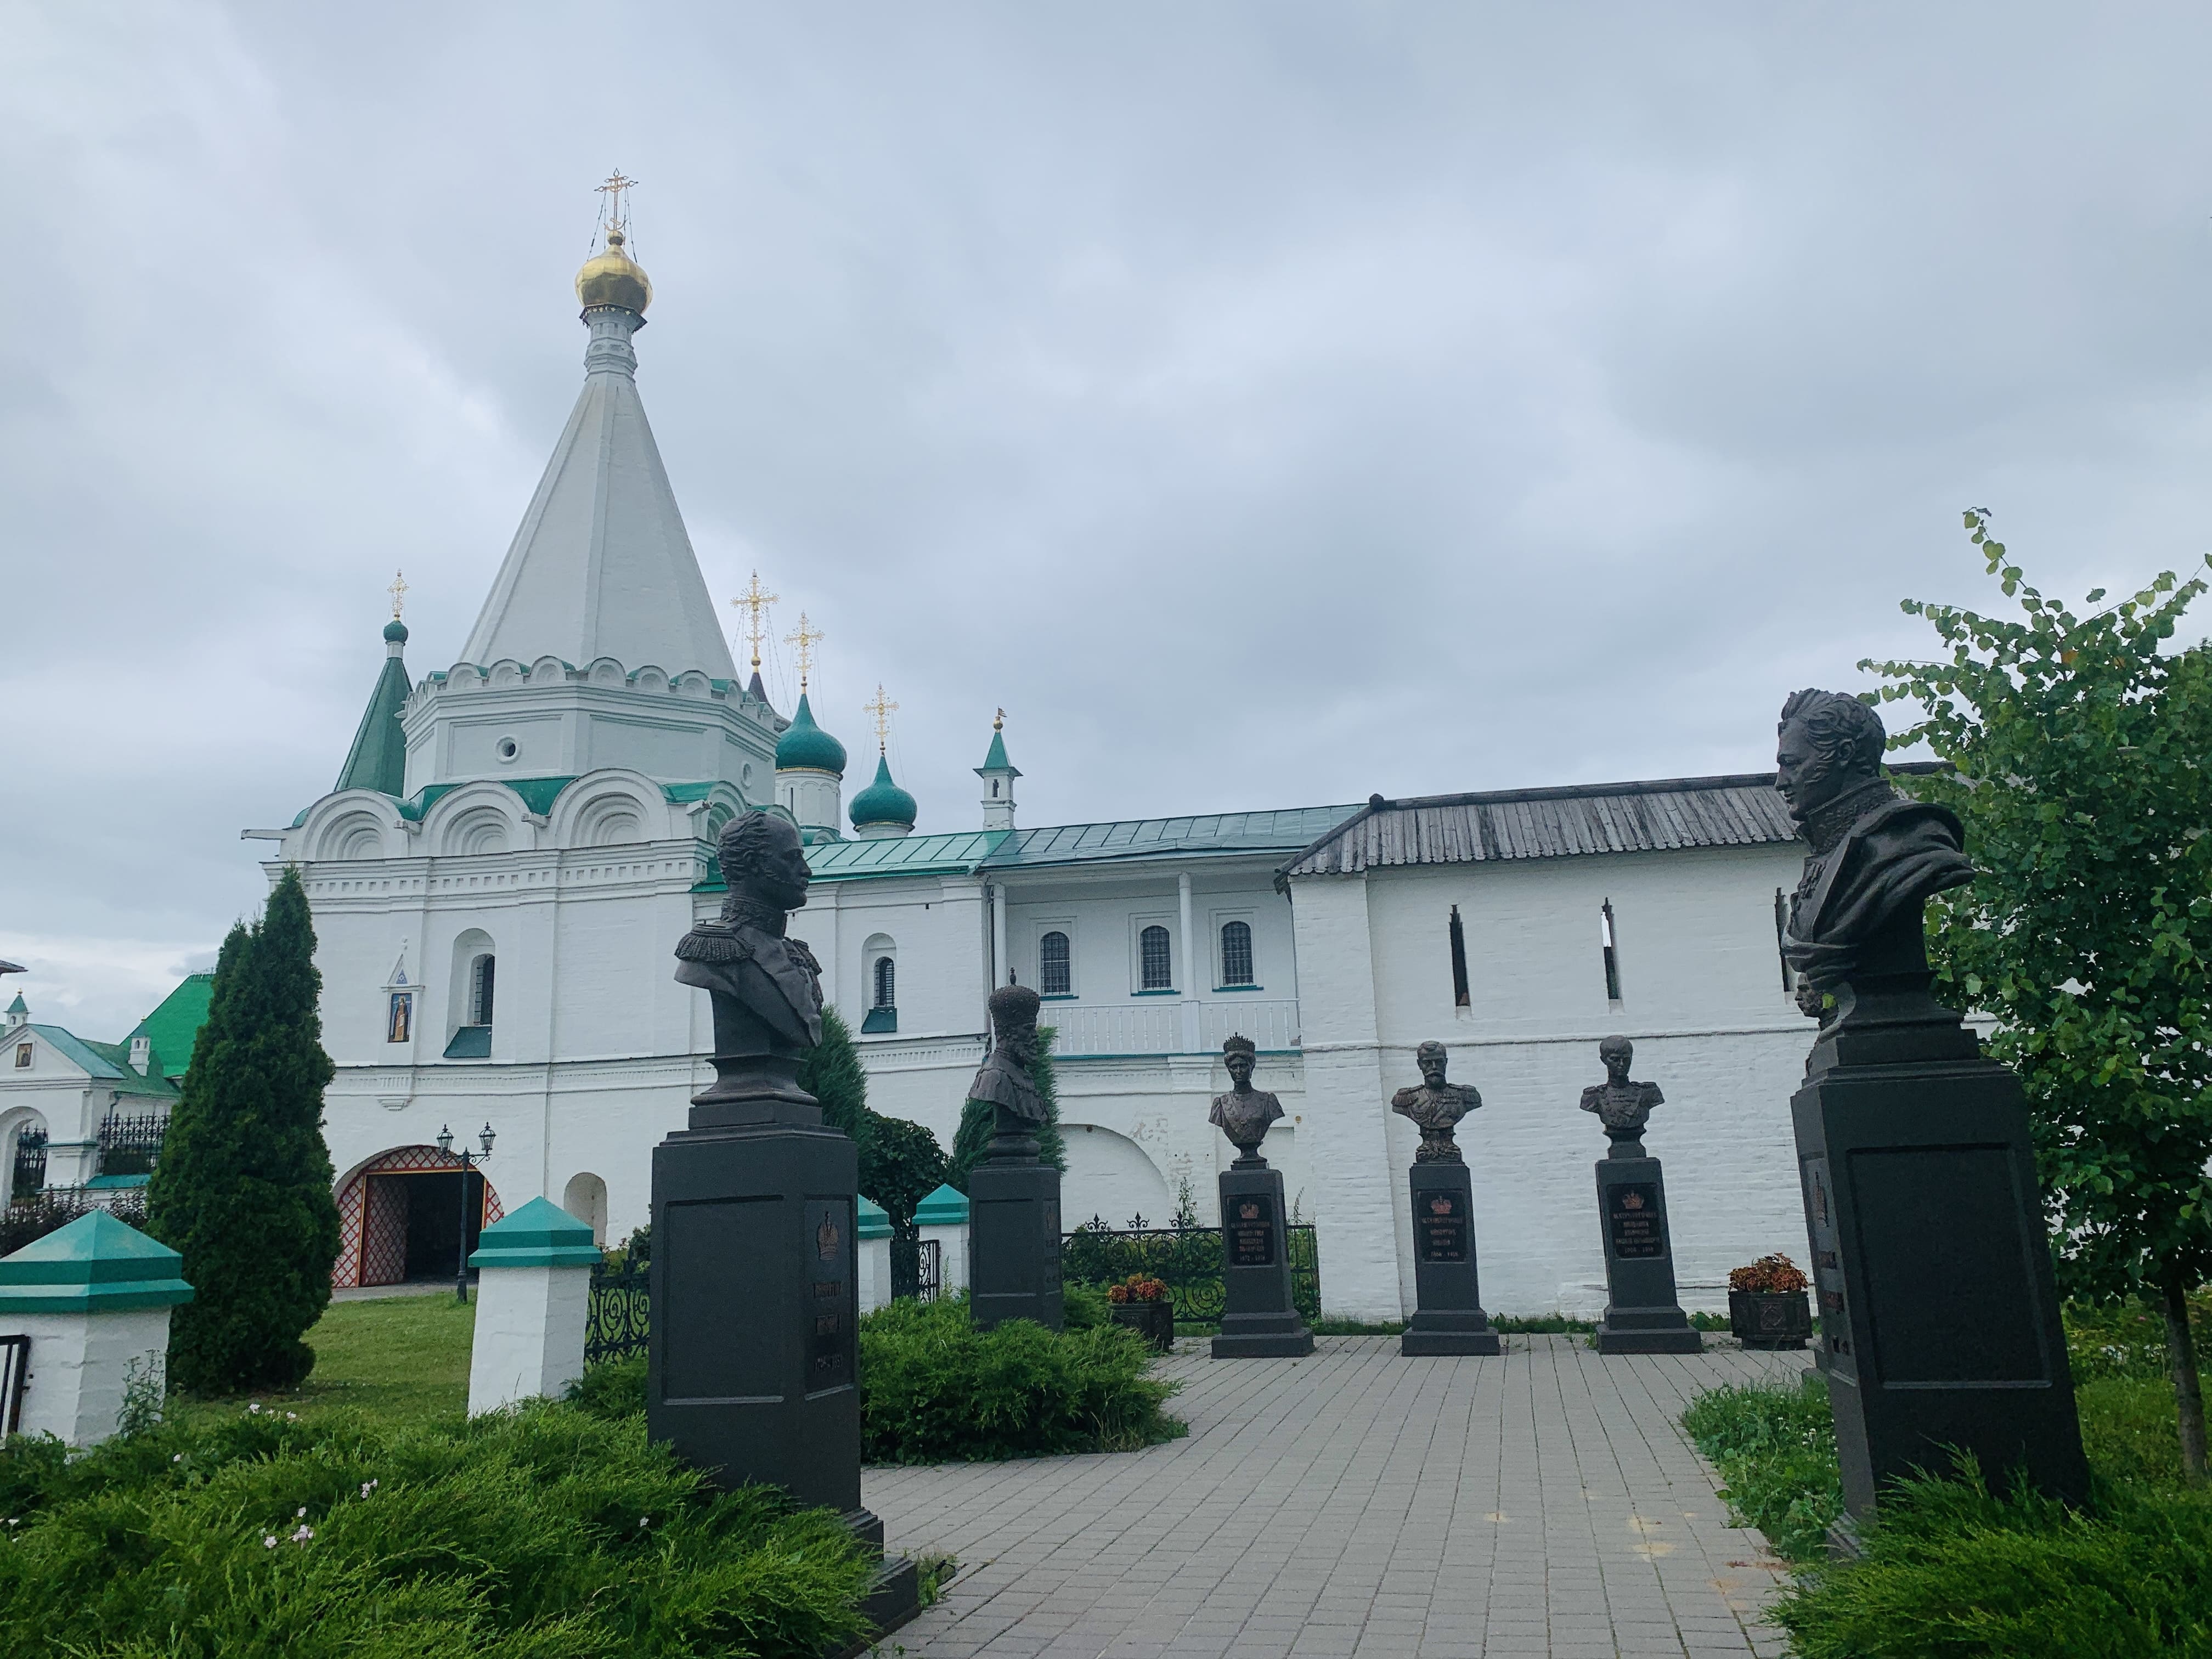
[915, 1182, 970, 1227]
[778, 828, 1015, 883]
[131, 973, 213, 1079]
[0, 1210, 195, 1313]
[18, 1026, 179, 1097]
[335, 636, 413, 797]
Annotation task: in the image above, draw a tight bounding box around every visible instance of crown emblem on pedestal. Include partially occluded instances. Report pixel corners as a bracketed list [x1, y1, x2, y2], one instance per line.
[1429, 1195, 1454, 1216]
[817, 1216, 840, 1259]
[1620, 1191, 1646, 1210]
[1239, 1201, 1260, 1221]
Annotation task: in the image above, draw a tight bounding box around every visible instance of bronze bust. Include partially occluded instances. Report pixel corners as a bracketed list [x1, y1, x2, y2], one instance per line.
[1209, 1035, 1284, 1167]
[1579, 1035, 1663, 1154]
[674, 810, 823, 1107]
[1775, 689, 1974, 1028]
[1391, 1040, 1481, 1164]
[968, 982, 1046, 1159]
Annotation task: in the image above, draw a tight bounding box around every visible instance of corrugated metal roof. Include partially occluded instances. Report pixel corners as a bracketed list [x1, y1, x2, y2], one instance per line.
[996, 806, 1361, 868]
[780, 830, 1015, 882]
[1279, 773, 1805, 879]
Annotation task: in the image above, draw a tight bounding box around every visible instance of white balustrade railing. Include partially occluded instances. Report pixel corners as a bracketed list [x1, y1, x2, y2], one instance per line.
[1043, 998, 1300, 1056]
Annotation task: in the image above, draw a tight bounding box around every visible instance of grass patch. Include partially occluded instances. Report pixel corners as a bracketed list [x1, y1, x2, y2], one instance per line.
[1681, 1373, 1844, 1562]
[858, 1295, 1186, 1464]
[0, 1398, 877, 1658]
[166, 1293, 476, 1429]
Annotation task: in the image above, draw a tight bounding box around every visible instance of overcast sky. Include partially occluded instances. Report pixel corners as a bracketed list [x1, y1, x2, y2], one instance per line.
[5, 2, 2210, 1039]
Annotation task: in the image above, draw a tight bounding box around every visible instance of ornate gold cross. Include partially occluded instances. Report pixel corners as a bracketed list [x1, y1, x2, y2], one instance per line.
[729, 571, 777, 670]
[786, 613, 824, 689]
[865, 685, 899, 752]
[388, 569, 409, 618]
[595, 170, 640, 233]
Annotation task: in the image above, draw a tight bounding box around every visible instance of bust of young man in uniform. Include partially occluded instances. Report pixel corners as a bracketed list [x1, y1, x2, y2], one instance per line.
[1579, 1035, 1663, 1153]
[1209, 1034, 1284, 1167]
[1775, 689, 1975, 1020]
[1391, 1040, 1481, 1164]
[673, 810, 823, 1103]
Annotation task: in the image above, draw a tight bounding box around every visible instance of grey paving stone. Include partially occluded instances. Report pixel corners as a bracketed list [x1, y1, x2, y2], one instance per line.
[866, 1335, 1802, 1658]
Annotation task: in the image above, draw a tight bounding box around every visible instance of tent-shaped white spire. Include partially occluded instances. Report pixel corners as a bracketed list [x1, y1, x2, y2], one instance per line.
[460, 232, 736, 679]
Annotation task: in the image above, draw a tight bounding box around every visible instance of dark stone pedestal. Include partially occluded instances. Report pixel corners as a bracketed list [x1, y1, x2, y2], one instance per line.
[1794, 1014, 2089, 1520]
[1592, 1148, 1701, 1355]
[969, 1156, 1063, 1332]
[1402, 1161, 1502, 1357]
[647, 1090, 916, 1633]
[1212, 1165, 1313, 1357]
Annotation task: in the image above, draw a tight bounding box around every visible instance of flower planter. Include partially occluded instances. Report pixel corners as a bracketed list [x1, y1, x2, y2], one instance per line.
[1730, 1288, 1812, 1350]
[1110, 1299, 1175, 1353]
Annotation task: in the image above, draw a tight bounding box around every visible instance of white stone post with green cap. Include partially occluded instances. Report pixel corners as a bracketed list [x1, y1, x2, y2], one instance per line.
[0, 1211, 194, 1447]
[916, 1182, 970, 1297]
[465, 1197, 602, 1415]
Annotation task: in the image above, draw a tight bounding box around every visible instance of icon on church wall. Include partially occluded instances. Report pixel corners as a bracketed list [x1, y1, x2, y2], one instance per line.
[387, 992, 414, 1044]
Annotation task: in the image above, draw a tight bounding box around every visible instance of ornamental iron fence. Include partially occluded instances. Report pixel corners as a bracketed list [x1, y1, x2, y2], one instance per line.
[889, 1234, 944, 1303]
[1061, 1217, 1321, 1323]
[97, 1112, 167, 1179]
[585, 1255, 650, 1364]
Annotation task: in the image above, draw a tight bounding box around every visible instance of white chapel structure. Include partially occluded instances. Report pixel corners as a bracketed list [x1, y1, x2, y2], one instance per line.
[226, 204, 1821, 1317]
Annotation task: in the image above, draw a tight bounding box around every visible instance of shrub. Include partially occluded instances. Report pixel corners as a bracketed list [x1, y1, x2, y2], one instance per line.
[857, 1295, 1183, 1464]
[1062, 1284, 1109, 1330]
[148, 871, 342, 1394]
[1770, 1462, 2212, 1659]
[566, 1351, 647, 1420]
[1680, 1374, 1844, 1562]
[0, 1188, 146, 1257]
[0, 1398, 875, 1658]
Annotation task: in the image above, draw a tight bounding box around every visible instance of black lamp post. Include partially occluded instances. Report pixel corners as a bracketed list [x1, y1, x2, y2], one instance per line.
[436, 1122, 496, 1304]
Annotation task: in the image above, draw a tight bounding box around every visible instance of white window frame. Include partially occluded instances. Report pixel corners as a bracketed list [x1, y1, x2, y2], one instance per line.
[1128, 912, 1177, 995]
[1210, 908, 1260, 990]
[1031, 918, 1077, 998]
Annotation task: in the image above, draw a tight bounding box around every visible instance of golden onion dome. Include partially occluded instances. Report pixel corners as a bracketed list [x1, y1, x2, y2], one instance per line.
[575, 227, 652, 314]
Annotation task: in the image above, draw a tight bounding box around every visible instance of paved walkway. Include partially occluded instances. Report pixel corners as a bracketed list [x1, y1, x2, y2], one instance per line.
[865, 1335, 1805, 1659]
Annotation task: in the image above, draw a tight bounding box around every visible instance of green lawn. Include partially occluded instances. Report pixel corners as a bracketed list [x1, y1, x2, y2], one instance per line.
[171, 1292, 476, 1426]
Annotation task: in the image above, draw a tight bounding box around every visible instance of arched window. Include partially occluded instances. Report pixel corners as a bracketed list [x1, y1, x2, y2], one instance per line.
[1219, 921, 1254, 987]
[861, 934, 898, 1033]
[1139, 926, 1172, 991]
[470, 955, 496, 1027]
[1039, 930, 1071, 997]
[873, 955, 896, 1010]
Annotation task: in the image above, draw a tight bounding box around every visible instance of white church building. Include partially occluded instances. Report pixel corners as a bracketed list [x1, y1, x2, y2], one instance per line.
[239, 210, 1820, 1318]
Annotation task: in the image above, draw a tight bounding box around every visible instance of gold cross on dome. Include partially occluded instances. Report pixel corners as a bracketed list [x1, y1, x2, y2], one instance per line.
[595, 170, 640, 233]
[388, 570, 409, 618]
[729, 571, 778, 669]
[785, 613, 825, 689]
[865, 685, 898, 752]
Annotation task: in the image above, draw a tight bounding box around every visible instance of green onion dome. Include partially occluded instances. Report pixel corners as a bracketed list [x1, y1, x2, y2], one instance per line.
[775, 692, 847, 777]
[383, 618, 409, 645]
[849, 753, 918, 831]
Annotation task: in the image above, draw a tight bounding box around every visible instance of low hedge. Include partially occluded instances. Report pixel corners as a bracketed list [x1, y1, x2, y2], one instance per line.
[859, 1296, 1184, 1464]
[0, 1400, 875, 1658]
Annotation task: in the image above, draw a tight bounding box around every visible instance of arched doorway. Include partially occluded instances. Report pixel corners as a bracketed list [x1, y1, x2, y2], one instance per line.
[334, 1146, 504, 1289]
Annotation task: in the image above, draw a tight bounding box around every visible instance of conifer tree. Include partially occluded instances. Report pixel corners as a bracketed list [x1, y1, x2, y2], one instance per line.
[947, 1024, 1066, 1193]
[800, 1005, 947, 1232]
[798, 1005, 871, 1139]
[148, 867, 341, 1393]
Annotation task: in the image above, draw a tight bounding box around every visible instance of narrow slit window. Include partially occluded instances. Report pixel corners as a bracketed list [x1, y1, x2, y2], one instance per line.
[872, 955, 896, 1010]
[470, 955, 496, 1028]
[1448, 906, 1471, 1008]
[1039, 930, 1071, 996]
[1220, 921, 1254, 986]
[1139, 925, 1173, 991]
[1774, 888, 1792, 991]
[1600, 901, 1622, 1005]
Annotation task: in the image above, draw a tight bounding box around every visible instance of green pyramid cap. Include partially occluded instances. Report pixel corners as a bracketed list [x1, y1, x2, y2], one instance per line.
[0, 1210, 195, 1313]
[857, 1196, 892, 1240]
[336, 618, 413, 797]
[5, 992, 24, 1016]
[976, 725, 1018, 777]
[915, 1182, 970, 1227]
[467, 1196, 602, 1269]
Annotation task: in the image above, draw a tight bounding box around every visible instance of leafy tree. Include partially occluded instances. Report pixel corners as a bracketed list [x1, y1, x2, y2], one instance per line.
[148, 868, 341, 1393]
[947, 1025, 1067, 1193]
[1864, 510, 2212, 1481]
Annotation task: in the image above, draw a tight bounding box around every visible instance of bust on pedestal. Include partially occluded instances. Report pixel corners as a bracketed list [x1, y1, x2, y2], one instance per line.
[1582, 1038, 1700, 1354]
[649, 810, 916, 1626]
[1393, 1042, 1502, 1357]
[1776, 690, 2086, 1527]
[967, 982, 1064, 1332]
[1207, 1035, 1313, 1358]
